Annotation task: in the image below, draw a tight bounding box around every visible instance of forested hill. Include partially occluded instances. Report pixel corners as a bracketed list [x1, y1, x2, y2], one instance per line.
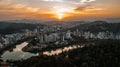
[70, 21, 120, 33]
[0, 21, 44, 35]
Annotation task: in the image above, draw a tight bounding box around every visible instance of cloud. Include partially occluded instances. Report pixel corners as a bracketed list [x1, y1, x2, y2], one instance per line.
[74, 5, 90, 11]
[74, 5, 103, 13]
[41, 0, 96, 4]
[0, 0, 12, 2]
[80, 0, 96, 3]
[0, 0, 57, 20]
[0, 0, 39, 20]
[0, 0, 108, 20]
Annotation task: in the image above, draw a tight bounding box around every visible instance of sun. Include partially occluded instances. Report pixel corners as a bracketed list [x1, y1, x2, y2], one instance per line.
[57, 13, 63, 20]
[54, 8, 73, 20]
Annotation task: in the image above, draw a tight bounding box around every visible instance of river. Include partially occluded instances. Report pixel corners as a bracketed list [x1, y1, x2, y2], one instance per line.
[43, 45, 84, 56]
[1, 42, 85, 61]
[1, 42, 38, 61]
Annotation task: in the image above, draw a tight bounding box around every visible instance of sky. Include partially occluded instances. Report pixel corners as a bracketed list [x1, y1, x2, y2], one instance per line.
[0, 0, 120, 21]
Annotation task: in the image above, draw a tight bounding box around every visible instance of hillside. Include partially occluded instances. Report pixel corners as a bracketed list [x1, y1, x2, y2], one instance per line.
[70, 21, 120, 33]
[0, 21, 44, 34]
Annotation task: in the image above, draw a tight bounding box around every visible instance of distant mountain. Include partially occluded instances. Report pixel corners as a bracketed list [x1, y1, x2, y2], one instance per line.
[87, 18, 120, 23]
[103, 18, 120, 23]
[70, 21, 120, 33]
[0, 21, 44, 35]
[3, 19, 87, 28]
[1, 20, 120, 34]
[4, 19, 45, 24]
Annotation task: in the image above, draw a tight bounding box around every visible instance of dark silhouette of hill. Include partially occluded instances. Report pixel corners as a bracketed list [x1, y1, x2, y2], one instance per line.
[70, 21, 120, 33]
[0, 21, 44, 34]
[1, 20, 120, 34]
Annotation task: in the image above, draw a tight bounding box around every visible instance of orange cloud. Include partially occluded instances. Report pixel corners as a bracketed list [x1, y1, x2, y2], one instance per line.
[0, 1, 55, 20]
[0, 0, 120, 20]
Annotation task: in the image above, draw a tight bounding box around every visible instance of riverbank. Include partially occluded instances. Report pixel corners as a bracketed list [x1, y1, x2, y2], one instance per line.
[22, 38, 89, 53]
[0, 41, 37, 67]
[0, 37, 34, 56]
[12, 40, 120, 67]
[22, 38, 109, 53]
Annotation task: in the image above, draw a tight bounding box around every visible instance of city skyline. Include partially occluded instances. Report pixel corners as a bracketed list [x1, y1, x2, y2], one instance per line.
[0, 0, 120, 21]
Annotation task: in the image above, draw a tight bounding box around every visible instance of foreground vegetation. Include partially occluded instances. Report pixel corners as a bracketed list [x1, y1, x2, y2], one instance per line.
[10, 40, 120, 67]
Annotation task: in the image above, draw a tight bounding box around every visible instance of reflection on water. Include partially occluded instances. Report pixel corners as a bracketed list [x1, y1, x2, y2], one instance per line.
[43, 45, 84, 56]
[1, 42, 38, 61]
[1, 42, 85, 61]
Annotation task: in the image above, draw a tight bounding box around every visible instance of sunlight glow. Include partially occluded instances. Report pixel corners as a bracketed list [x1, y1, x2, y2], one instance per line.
[58, 13, 63, 20]
[54, 7, 74, 20]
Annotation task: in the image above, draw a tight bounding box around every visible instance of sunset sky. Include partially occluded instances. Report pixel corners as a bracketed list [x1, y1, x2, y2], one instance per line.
[0, 0, 120, 21]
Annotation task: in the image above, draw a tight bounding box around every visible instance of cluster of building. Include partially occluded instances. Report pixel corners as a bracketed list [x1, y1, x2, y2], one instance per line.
[1, 25, 120, 49]
[36, 26, 72, 46]
[36, 26, 120, 46]
[0, 29, 35, 49]
[73, 29, 120, 40]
